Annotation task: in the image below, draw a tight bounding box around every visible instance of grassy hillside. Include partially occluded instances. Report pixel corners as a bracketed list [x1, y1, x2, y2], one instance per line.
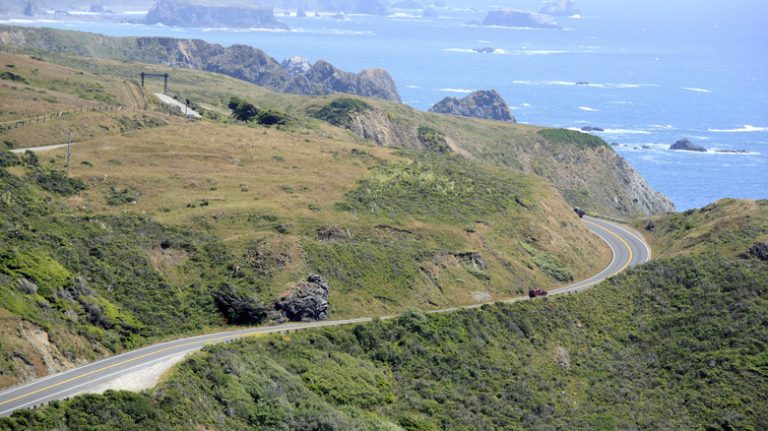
[0, 50, 610, 388]
[0, 26, 675, 218]
[3, 252, 766, 430]
[636, 199, 768, 259]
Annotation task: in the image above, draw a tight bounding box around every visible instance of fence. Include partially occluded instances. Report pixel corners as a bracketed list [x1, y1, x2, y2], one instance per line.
[0, 104, 130, 134]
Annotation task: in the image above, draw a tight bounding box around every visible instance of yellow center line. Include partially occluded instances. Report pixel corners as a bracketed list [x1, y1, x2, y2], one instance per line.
[1, 222, 639, 411]
[584, 220, 634, 275]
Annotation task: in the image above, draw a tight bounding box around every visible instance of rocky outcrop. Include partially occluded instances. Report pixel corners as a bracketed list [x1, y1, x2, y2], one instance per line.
[144, 0, 288, 29]
[0, 26, 401, 102]
[281, 56, 312, 76]
[274, 275, 330, 322]
[482, 9, 561, 29]
[540, 0, 580, 17]
[670, 138, 707, 152]
[285, 60, 400, 102]
[581, 126, 604, 132]
[429, 90, 515, 122]
[745, 241, 768, 262]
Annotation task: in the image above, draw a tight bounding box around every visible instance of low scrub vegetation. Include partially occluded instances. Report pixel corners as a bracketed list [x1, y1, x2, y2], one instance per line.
[4, 254, 766, 430]
[538, 128, 611, 149]
[314, 98, 373, 127]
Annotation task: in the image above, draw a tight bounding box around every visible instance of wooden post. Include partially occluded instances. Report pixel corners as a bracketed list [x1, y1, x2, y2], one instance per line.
[65, 130, 72, 168]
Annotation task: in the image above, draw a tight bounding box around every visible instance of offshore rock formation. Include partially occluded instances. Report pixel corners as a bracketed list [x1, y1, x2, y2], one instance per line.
[429, 90, 515, 122]
[144, 0, 288, 29]
[670, 138, 707, 152]
[482, 9, 561, 29]
[0, 25, 402, 102]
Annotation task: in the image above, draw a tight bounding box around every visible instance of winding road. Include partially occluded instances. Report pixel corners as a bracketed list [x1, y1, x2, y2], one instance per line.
[0, 216, 650, 418]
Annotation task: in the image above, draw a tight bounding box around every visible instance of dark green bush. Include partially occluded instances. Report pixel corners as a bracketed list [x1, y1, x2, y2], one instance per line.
[314, 98, 372, 127]
[32, 169, 86, 196]
[538, 128, 611, 149]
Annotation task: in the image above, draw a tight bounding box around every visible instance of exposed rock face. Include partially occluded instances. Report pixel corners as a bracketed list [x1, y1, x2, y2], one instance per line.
[429, 90, 515, 122]
[275, 275, 330, 322]
[0, 26, 401, 102]
[285, 60, 400, 102]
[144, 0, 288, 29]
[281, 56, 312, 76]
[746, 241, 768, 261]
[540, 0, 580, 17]
[482, 9, 561, 29]
[670, 138, 707, 152]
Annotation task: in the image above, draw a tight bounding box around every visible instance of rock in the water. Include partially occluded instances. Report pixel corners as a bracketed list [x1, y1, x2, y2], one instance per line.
[581, 126, 604, 132]
[23, 1, 36, 16]
[482, 9, 561, 29]
[422, 7, 439, 19]
[296, 8, 307, 18]
[429, 90, 515, 122]
[275, 275, 330, 322]
[670, 138, 707, 152]
[281, 56, 312, 76]
[746, 241, 768, 261]
[540, 0, 581, 17]
[144, 0, 288, 29]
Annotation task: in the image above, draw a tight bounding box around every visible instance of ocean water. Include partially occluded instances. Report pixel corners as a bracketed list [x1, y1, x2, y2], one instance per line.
[4, 0, 767, 211]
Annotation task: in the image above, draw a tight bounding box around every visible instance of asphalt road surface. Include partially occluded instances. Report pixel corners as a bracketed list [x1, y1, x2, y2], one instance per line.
[0, 216, 650, 417]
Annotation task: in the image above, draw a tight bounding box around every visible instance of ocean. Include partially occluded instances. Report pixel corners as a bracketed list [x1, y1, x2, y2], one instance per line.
[3, 0, 767, 211]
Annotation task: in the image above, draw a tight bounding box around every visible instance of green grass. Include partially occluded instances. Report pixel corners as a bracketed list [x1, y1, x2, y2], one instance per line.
[338, 153, 527, 225]
[537, 128, 612, 149]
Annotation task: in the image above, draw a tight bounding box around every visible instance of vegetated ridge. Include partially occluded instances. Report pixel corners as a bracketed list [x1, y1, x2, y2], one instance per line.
[3, 200, 766, 430]
[0, 25, 401, 102]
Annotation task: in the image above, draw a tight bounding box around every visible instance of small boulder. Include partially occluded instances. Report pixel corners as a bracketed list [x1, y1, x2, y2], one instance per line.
[670, 138, 707, 152]
[15, 278, 38, 295]
[429, 90, 515, 122]
[317, 225, 349, 241]
[275, 275, 330, 322]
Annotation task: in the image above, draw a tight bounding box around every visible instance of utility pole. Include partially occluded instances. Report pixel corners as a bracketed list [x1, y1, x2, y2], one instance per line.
[65, 129, 72, 168]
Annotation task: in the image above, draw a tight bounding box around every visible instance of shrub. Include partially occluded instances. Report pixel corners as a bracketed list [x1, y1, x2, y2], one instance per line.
[537, 128, 611, 149]
[212, 284, 268, 325]
[417, 126, 451, 154]
[314, 98, 373, 127]
[32, 169, 87, 196]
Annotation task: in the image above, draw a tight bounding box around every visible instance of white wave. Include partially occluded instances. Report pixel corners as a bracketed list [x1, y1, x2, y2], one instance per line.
[708, 125, 768, 133]
[601, 129, 652, 135]
[388, 12, 421, 18]
[0, 18, 60, 24]
[648, 124, 676, 130]
[443, 48, 478, 53]
[440, 88, 475, 94]
[521, 103, 532, 107]
[683, 87, 712, 93]
[405, 85, 422, 89]
[578, 106, 600, 112]
[512, 80, 652, 89]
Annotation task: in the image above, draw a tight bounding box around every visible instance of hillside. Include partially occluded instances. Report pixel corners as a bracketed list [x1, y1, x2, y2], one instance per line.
[3, 235, 766, 429]
[0, 50, 612, 388]
[636, 198, 768, 259]
[2, 29, 674, 218]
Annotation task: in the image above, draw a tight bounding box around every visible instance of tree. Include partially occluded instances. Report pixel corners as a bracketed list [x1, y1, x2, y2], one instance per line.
[228, 97, 259, 122]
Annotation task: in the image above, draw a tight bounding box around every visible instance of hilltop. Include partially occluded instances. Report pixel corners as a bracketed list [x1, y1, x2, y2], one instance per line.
[0, 26, 674, 219]
[0, 49, 615, 388]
